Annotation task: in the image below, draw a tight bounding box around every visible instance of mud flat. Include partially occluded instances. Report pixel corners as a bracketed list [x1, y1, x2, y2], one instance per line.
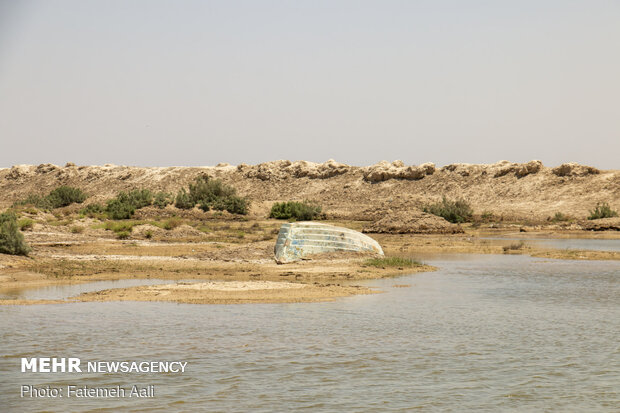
[73, 280, 378, 304]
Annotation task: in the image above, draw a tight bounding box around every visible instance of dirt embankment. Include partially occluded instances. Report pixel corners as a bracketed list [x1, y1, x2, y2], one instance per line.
[1, 160, 618, 221]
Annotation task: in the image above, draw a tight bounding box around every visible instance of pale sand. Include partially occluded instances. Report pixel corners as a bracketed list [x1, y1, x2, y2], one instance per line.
[72, 281, 377, 304]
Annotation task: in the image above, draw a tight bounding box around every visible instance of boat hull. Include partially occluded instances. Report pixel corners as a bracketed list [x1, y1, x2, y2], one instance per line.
[274, 222, 384, 263]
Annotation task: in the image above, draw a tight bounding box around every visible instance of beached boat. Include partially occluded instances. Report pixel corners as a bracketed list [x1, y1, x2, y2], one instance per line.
[274, 222, 384, 263]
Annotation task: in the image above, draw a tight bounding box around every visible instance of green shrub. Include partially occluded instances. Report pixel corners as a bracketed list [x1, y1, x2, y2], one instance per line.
[189, 175, 235, 204]
[423, 196, 473, 223]
[105, 189, 153, 219]
[18, 218, 34, 231]
[210, 196, 249, 215]
[106, 198, 136, 220]
[70, 226, 84, 234]
[15, 186, 87, 210]
[175, 176, 249, 214]
[46, 186, 87, 208]
[269, 201, 322, 221]
[363, 257, 421, 268]
[588, 202, 618, 220]
[0, 212, 31, 255]
[153, 192, 173, 209]
[175, 189, 194, 209]
[122, 189, 153, 210]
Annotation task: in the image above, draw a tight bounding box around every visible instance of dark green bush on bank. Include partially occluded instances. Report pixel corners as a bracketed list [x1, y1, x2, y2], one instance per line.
[269, 201, 322, 221]
[423, 196, 473, 223]
[175, 176, 249, 215]
[104, 189, 154, 219]
[14, 186, 87, 210]
[0, 211, 31, 256]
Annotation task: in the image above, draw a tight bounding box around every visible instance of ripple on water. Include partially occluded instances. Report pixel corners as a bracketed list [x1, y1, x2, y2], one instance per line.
[0, 254, 619, 411]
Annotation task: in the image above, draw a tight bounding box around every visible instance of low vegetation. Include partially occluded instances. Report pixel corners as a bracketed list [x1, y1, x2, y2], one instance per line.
[363, 257, 422, 268]
[18, 218, 35, 231]
[105, 189, 154, 219]
[153, 192, 173, 209]
[588, 202, 618, 220]
[175, 175, 249, 214]
[503, 241, 525, 252]
[14, 186, 87, 210]
[0, 211, 31, 256]
[550, 212, 571, 222]
[423, 196, 473, 223]
[269, 201, 323, 221]
[79, 203, 106, 218]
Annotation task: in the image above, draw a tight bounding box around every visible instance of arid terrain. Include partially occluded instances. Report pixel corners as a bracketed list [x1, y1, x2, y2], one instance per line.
[1, 159, 619, 220]
[1, 160, 619, 305]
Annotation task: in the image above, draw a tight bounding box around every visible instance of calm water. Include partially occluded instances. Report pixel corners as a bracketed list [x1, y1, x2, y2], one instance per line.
[481, 237, 620, 252]
[1, 253, 619, 412]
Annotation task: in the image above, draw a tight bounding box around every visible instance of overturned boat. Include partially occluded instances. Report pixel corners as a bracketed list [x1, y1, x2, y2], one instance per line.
[274, 222, 384, 264]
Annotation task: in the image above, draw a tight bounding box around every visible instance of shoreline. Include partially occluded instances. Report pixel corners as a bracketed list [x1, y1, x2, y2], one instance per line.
[1, 220, 619, 306]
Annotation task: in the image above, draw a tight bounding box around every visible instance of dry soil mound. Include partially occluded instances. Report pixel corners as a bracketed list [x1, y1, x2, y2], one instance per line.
[132, 224, 168, 239]
[582, 217, 620, 231]
[362, 210, 463, 234]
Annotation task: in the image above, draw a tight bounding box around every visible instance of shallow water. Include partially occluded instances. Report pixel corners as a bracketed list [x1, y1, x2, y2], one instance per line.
[481, 237, 620, 252]
[0, 279, 184, 301]
[1, 254, 619, 412]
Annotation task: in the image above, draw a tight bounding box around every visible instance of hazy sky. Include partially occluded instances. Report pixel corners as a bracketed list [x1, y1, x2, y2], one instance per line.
[0, 0, 618, 168]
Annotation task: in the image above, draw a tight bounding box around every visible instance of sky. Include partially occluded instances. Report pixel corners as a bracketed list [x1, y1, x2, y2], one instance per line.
[0, 0, 618, 168]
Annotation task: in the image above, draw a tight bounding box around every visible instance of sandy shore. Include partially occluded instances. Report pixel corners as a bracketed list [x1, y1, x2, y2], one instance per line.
[72, 280, 378, 304]
[1, 218, 618, 306]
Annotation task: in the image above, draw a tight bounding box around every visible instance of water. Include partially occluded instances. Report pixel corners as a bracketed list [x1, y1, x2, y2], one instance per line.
[0, 279, 183, 301]
[481, 237, 620, 252]
[1, 254, 619, 412]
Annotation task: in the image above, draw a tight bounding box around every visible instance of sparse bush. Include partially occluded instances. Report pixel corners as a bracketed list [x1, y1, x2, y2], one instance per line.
[18, 218, 34, 231]
[103, 221, 136, 233]
[551, 212, 571, 222]
[116, 231, 131, 240]
[80, 203, 106, 218]
[15, 186, 87, 210]
[145, 230, 153, 239]
[423, 196, 473, 223]
[70, 226, 84, 234]
[15, 194, 45, 208]
[363, 257, 421, 268]
[588, 202, 618, 220]
[0, 212, 31, 256]
[480, 211, 495, 222]
[503, 241, 525, 252]
[162, 217, 183, 230]
[269, 201, 322, 221]
[153, 192, 173, 209]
